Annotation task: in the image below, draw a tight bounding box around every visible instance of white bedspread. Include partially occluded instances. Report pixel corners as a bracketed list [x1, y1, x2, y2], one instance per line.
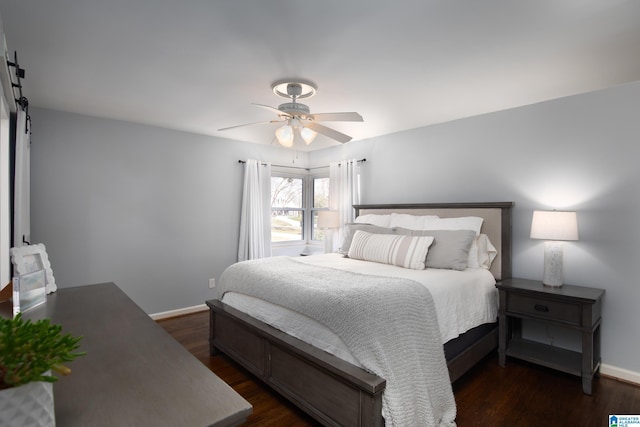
[218, 256, 457, 427]
[297, 253, 498, 343]
[223, 254, 497, 367]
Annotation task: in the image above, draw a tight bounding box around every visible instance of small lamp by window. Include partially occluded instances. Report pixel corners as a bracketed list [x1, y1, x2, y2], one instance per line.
[530, 210, 579, 287]
[317, 210, 340, 253]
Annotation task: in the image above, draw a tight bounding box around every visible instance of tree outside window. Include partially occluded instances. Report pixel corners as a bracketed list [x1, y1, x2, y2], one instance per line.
[271, 176, 303, 242]
[270, 174, 329, 243]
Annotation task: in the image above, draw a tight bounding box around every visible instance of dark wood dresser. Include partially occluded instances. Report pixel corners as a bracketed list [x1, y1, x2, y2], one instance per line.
[1, 282, 252, 426]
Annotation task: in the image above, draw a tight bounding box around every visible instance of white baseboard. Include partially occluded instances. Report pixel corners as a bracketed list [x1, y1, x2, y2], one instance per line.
[149, 304, 208, 321]
[601, 363, 640, 386]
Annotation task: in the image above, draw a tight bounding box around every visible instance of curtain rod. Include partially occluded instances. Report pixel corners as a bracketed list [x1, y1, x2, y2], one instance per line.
[238, 158, 366, 171]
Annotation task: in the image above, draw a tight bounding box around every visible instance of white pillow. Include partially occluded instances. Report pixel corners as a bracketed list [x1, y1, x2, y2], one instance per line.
[354, 214, 391, 227]
[467, 234, 498, 269]
[388, 213, 439, 230]
[347, 230, 434, 270]
[422, 216, 484, 236]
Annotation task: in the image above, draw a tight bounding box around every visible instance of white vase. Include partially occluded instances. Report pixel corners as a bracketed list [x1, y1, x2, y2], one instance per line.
[0, 378, 55, 427]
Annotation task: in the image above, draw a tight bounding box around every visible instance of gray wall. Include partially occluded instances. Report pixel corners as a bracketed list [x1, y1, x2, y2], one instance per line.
[30, 80, 640, 375]
[29, 108, 306, 314]
[309, 81, 640, 374]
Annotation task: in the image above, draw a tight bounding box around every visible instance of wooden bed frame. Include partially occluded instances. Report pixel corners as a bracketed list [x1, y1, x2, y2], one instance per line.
[208, 202, 513, 426]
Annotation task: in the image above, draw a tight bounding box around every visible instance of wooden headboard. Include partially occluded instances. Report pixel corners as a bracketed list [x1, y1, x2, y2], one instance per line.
[354, 202, 513, 280]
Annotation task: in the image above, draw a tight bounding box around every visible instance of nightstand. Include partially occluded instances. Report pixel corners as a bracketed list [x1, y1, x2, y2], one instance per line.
[496, 277, 605, 394]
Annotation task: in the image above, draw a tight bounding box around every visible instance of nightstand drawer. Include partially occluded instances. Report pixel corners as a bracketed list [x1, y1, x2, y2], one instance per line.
[507, 293, 581, 325]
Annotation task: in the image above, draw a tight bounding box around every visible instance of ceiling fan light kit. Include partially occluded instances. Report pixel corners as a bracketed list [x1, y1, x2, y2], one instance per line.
[300, 127, 317, 145]
[219, 79, 363, 148]
[274, 124, 294, 147]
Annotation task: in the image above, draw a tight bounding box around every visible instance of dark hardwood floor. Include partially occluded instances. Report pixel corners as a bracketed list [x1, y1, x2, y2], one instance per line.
[158, 310, 640, 426]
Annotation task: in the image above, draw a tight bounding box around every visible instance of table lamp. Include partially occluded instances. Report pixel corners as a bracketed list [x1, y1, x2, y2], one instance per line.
[317, 211, 340, 253]
[530, 210, 579, 287]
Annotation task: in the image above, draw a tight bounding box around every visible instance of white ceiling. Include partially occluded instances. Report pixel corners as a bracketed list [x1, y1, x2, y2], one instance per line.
[0, 0, 639, 151]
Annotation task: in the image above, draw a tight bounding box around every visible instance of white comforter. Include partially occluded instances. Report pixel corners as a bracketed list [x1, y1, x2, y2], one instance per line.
[223, 254, 497, 366]
[296, 253, 498, 343]
[218, 255, 458, 427]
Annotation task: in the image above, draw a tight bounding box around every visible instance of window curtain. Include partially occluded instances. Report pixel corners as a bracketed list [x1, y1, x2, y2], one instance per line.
[13, 109, 30, 247]
[329, 159, 361, 252]
[238, 159, 272, 261]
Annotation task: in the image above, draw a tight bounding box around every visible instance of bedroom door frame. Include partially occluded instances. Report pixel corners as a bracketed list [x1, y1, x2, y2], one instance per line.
[0, 89, 10, 289]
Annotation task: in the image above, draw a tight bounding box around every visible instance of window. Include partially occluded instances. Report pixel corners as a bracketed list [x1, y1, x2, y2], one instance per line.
[311, 177, 329, 240]
[271, 171, 329, 244]
[271, 175, 303, 242]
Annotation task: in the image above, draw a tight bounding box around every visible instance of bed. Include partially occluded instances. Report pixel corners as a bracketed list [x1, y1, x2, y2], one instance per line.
[207, 202, 513, 426]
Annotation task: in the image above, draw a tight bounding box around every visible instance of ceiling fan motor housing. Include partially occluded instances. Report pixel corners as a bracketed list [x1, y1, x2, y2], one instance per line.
[278, 102, 310, 116]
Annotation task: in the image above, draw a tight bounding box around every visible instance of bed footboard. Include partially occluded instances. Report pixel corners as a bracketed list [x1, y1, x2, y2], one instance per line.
[208, 300, 385, 427]
[208, 299, 498, 426]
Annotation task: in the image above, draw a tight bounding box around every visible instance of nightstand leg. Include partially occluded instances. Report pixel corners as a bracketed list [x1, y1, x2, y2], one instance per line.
[582, 328, 595, 395]
[582, 374, 593, 395]
[498, 313, 506, 367]
[498, 290, 508, 367]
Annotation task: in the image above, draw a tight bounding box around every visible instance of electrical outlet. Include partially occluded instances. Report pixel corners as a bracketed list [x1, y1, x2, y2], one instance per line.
[208, 278, 215, 289]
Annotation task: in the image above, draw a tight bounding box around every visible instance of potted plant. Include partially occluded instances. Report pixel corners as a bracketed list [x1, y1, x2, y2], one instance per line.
[0, 313, 86, 427]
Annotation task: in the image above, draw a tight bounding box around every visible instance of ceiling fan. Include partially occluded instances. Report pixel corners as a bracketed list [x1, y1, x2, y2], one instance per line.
[218, 79, 363, 147]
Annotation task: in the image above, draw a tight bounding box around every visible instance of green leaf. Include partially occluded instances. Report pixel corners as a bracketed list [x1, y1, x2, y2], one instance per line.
[0, 314, 86, 387]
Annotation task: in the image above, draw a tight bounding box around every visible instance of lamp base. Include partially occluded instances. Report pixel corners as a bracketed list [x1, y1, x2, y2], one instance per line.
[324, 230, 334, 254]
[542, 241, 563, 287]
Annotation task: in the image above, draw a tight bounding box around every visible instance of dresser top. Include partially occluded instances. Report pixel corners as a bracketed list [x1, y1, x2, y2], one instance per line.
[1, 282, 252, 427]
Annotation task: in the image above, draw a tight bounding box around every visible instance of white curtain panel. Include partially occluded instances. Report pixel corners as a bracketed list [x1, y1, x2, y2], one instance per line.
[329, 159, 361, 252]
[13, 110, 30, 247]
[238, 159, 272, 261]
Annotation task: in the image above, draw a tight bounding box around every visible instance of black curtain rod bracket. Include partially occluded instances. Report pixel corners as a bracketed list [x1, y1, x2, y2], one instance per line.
[7, 51, 29, 113]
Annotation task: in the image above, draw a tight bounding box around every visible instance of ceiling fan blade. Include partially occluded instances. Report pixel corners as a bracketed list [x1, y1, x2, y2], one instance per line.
[305, 122, 352, 143]
[251, 103, 290, 117]
[218, 119, 284, 131]
[309, 112, 363, 122]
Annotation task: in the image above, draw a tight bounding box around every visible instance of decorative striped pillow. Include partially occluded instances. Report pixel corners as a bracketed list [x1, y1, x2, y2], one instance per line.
[347, 230, 434, 270]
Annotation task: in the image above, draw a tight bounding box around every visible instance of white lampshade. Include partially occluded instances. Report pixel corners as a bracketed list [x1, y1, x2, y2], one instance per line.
[317, 210, 340, 229]
[530, 210, 579, 241]
[530, 210, 578, 287]
[275, 125, 294, 147]
[300, 127, 317, 145]
[318, 210, 340, 254]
